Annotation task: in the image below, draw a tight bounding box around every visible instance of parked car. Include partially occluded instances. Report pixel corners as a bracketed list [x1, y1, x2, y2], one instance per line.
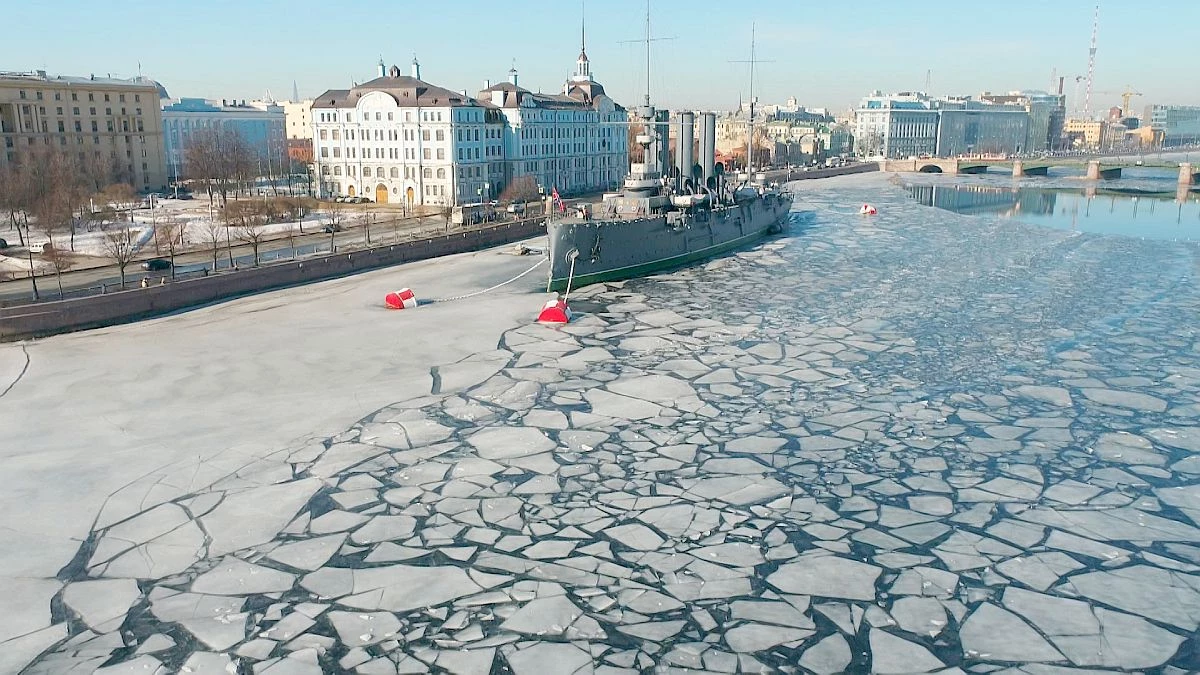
[141, 258, 172, 271]
[28, 242, 50, 254]
[322, 224, 342, 233]
[0, 238, 7, 249]
[506, 203, 526, 214]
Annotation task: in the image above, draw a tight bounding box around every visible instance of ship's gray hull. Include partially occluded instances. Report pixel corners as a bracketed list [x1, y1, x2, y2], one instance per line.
[547, 193, 792, 292]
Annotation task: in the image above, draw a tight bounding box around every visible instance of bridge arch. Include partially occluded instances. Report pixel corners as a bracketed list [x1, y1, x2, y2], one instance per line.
[918, 164, 943, 174]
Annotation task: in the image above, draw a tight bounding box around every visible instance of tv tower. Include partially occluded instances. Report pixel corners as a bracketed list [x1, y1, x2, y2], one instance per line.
[1083, 4, 1099, 116]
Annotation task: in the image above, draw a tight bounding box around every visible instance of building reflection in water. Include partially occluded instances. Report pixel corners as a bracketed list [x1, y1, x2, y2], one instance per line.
[906, 185, 1056, 217]
[906, 182, 1200, 240]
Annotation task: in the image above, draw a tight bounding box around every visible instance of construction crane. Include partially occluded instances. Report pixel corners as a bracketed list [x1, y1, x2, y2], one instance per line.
[1095, 86, 1143, 116]
[1083, 4, 1099, 115]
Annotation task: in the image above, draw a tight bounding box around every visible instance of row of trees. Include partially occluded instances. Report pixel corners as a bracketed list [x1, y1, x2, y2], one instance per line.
[0, 148, 147, 298]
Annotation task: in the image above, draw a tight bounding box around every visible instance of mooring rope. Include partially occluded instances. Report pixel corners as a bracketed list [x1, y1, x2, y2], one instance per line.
[430, 257, 548, 303]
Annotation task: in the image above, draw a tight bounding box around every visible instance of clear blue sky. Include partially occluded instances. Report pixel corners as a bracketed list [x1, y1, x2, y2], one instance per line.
[7, 0, 1198, 114]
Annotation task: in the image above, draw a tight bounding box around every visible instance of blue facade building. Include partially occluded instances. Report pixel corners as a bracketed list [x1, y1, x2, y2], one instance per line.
[161, 97, 286, 180]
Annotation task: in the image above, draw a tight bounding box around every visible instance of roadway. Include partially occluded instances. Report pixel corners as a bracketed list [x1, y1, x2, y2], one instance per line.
[0, 213, 527, 304]
[0, 195, 610, 305]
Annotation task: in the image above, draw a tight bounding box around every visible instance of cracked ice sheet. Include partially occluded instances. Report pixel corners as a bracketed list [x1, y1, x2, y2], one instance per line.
[22, 174, 1200, 671]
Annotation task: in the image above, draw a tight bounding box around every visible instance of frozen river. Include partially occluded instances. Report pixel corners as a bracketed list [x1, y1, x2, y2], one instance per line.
[3, 172, 1198, 672]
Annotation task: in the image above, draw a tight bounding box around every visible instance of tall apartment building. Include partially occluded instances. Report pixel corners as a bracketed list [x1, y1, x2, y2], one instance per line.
[0, 70, 168, 190]
[312, 48, 628, 206]
[854, 92, 939, 158]
[854, 91, 1032, 159]
[161, 98, 286, 181]
[282, 99, 314, 164]
[1146, 105, 1200, 147]
[980, 91, 1066, 152]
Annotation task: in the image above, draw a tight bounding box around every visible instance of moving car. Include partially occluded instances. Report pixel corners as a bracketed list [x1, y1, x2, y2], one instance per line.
[141, 258, 172, 271]
[322, 224, 342, 233]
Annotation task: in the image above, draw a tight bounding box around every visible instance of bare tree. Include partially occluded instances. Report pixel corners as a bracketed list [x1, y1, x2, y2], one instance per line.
[184, 127, 256, 218]
[324, 200, 346, 253]
[500, 175, 539, 216]
[26, 150, 82, 297]
[154, 216, 183, 279]
[100, 221, 138, 289]
[200, 218, 224, 272]
[42, 246, 73, 299]
[225, 200, 269, 266]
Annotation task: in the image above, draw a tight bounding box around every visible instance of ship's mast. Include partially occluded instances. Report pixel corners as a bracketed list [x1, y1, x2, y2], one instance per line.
[747, 24, 755, 172]
[730, 24, 772, 174]
[644, 0, 651, 108]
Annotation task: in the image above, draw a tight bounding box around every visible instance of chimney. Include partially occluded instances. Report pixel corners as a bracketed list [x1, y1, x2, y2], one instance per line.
[677, 111, 695, 188]
[484, 79, 491, 89]
[411, 56, 421, 80]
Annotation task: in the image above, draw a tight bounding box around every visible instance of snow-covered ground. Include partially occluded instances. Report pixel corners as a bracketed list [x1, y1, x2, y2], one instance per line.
[4, 172, 1198, 672]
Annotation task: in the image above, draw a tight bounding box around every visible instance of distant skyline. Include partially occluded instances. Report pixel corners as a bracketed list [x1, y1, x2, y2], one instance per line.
[6, 0, 1199, 114]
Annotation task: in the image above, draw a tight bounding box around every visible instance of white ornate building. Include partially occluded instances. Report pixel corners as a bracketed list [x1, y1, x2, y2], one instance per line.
[478, 36, 628, 197]
[312, 59, 503, 206]
[312, 41, 627, 206]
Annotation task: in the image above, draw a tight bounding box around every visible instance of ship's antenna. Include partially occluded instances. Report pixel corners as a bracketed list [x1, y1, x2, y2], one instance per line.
[729, 23, 773, 172]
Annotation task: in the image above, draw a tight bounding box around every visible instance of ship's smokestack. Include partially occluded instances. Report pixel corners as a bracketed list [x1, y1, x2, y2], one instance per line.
[656, 110, 671, 181]
[677, 111, 695, 190]
[701, 112, 717, 185]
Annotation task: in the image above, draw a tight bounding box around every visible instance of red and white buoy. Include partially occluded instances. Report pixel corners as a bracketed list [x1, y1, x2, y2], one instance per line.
[384, 288, 418, 310]
[859, 203, 878, 215]
[536, 298, 572, 325]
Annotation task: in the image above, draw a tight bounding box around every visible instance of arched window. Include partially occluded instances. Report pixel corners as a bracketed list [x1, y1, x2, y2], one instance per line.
[423, 167, 432, 179]
[377, 167, 384, 178]
[436, 168, 446, 179]
[363, 167, 371, 177]
[390, 167, 399, 178]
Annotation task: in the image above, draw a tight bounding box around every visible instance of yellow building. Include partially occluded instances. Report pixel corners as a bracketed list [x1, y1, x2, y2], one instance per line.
[1064, 117, 1109, 150]
[0, 70, 168, 190]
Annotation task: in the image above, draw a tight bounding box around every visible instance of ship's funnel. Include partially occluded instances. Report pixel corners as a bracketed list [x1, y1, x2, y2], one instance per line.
[677, 112, 695, 191]
[655, 110, 671, 182]
[701, 112, 717, 185]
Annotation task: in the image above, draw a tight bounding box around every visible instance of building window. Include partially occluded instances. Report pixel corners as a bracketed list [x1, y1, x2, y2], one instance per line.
[436, 168, 445, 179]
[390, 167, 399, 178]
[73, 107, 79, 115]
[423, 148, 431, 160]
[437, 148, 444, 160]
[135, 94, 140, 102]
[104, 93, 110, 102]
[422, 129, 430, 141]
[333, 147, 341, 157]
[436, 130, 444, 141]
[387, 112, 393, 121]
[363, 167, 371, 177]
[423, 167, 432, 179]
[320, 147, 328, 158]
[332, 129, 340, 140]
[334, 166, 342, 175]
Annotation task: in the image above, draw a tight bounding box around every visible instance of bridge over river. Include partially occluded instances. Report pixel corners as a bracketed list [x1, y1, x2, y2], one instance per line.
[882, 157, 1199, 184]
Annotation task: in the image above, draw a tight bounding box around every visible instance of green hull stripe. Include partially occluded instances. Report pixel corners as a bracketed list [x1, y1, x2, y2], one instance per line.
[548, 223, 777, 292]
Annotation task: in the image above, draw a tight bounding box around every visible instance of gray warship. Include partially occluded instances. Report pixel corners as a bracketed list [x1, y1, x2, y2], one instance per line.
[545, 21, 792, 293]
